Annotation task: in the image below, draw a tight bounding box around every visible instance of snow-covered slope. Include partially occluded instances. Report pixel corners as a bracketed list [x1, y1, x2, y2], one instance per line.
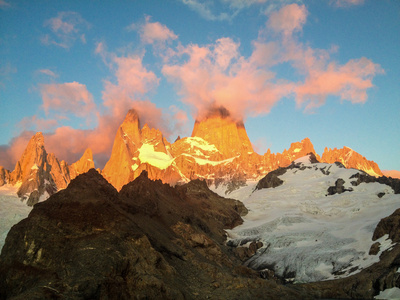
[0, 185, 31, 250]
[221, 156, 400, 283]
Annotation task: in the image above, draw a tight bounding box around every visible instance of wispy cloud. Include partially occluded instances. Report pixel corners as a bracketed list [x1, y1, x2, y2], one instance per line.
[40, 81, 96, 119]
[0, 0, 11, 9]
[18, 115, 59, 132]
[128, 16, 178, 45]
[179, 0, 303, 21]
[330, 0, 364, 7]
[37, 69, 58, 78]
[0, 62, 17, 89]
[42, 11, 90, 49]
[180, 0, 231, 21]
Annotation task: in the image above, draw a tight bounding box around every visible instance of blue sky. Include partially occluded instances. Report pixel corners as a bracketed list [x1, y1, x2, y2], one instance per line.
[0, 0, 399, 171]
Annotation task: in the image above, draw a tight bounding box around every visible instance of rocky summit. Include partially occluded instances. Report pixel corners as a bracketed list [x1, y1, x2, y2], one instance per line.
[1, 132, 94, 205]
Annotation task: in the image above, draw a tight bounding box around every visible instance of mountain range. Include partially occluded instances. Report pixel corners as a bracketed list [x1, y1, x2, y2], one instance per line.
[0, 107, 388, 205]
[1, 107, 400, 298]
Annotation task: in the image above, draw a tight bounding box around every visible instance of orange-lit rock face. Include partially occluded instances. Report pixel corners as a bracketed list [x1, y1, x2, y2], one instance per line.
[6, 132, 96, 201]
[6, 108, 384, 197]
[102, 109, 142, 191]
[102, 109, 173, 190]
[102, 108, 384, 190]
[10, 132, 46, 185]
[321, 146, 383, 177]
[69, 148, 95, 180]
[191, 107, 254, 159]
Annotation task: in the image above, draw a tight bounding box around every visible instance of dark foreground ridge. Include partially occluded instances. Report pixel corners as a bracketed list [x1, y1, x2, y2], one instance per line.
[1, 169, 400, 299]
[0, 169, 293, 299]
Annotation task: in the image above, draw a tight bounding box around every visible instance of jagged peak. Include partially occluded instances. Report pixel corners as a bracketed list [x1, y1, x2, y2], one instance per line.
[124, 108, 140, 124]
[81, 148, 93, 159]
[26, 132, 45, 148]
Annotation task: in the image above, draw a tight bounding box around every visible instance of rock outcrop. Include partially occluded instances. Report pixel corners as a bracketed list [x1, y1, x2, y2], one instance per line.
[322, 146, 383, 177]
[4, 132, 95, 205]
[9, 132, 57, 201]
[102, 109, 177, 190]
[0, 169, 307, 299]
[68, 148, 95, 180]
[0, 166, 10, 186]
[191, 106, 254, 159]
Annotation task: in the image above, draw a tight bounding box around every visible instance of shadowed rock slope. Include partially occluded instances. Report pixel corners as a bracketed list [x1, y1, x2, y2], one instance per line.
[2, 168, 399, 299]
[0, 169, 305, 299]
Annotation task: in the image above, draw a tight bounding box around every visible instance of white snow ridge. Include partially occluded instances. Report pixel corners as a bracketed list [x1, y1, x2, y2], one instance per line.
[222, 155, 400, 283]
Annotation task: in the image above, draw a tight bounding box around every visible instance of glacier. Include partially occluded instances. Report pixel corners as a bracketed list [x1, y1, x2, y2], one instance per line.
[0, 185, 32, 251]
[216, 157, 400, 283]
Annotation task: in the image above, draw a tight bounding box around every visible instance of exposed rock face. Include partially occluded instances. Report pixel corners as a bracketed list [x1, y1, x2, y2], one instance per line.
[100, 108, 386, 192]
[102, 109, 142, 190]
[350, 172, 400, 194]
[102, 109, 175, 190]
[372, 208, 400, 242]
[327, 178, 353, 195]
[5, 108, 386, 197]
[68, 148, 95, 180]
[10, 132, 46, 186]
[9, 133, 56, 202]
[322, 146, 383, 177]
[0, 169, 308, 299]
[255, 167, 286, 190]
[191, 106, 254, 159]
[0, 166, 10, 186]
[4, 132, 95, 205]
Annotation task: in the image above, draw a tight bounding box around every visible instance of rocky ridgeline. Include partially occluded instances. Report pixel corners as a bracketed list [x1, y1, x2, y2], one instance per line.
[101, 107, 385, 192]
[0, 133, 94, 205]
[0, 107, 386, 200]
[0, 169, 298, 299]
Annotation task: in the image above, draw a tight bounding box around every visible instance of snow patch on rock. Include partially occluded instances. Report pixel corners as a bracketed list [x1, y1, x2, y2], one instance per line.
[138, 144, 174, 170]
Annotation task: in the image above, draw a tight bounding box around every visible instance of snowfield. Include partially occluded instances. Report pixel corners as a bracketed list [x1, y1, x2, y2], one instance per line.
[0, 185, 32, 251]
[214, 157, 400, 283]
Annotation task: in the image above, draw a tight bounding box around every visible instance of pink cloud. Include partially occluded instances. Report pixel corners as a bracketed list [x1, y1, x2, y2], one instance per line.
[163, 37, 293, 121]
[135, 16, 178, 44]
[162, 3, 383, 120]
[295, 57, 383, 110]
[267, 4, 307, 37]
[0, 131, 34, 170]
[18, 115, 59, 132]
[40, 82, 96, 118]
[43, 11, 90, 48]
[102, 55, 160, 123]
